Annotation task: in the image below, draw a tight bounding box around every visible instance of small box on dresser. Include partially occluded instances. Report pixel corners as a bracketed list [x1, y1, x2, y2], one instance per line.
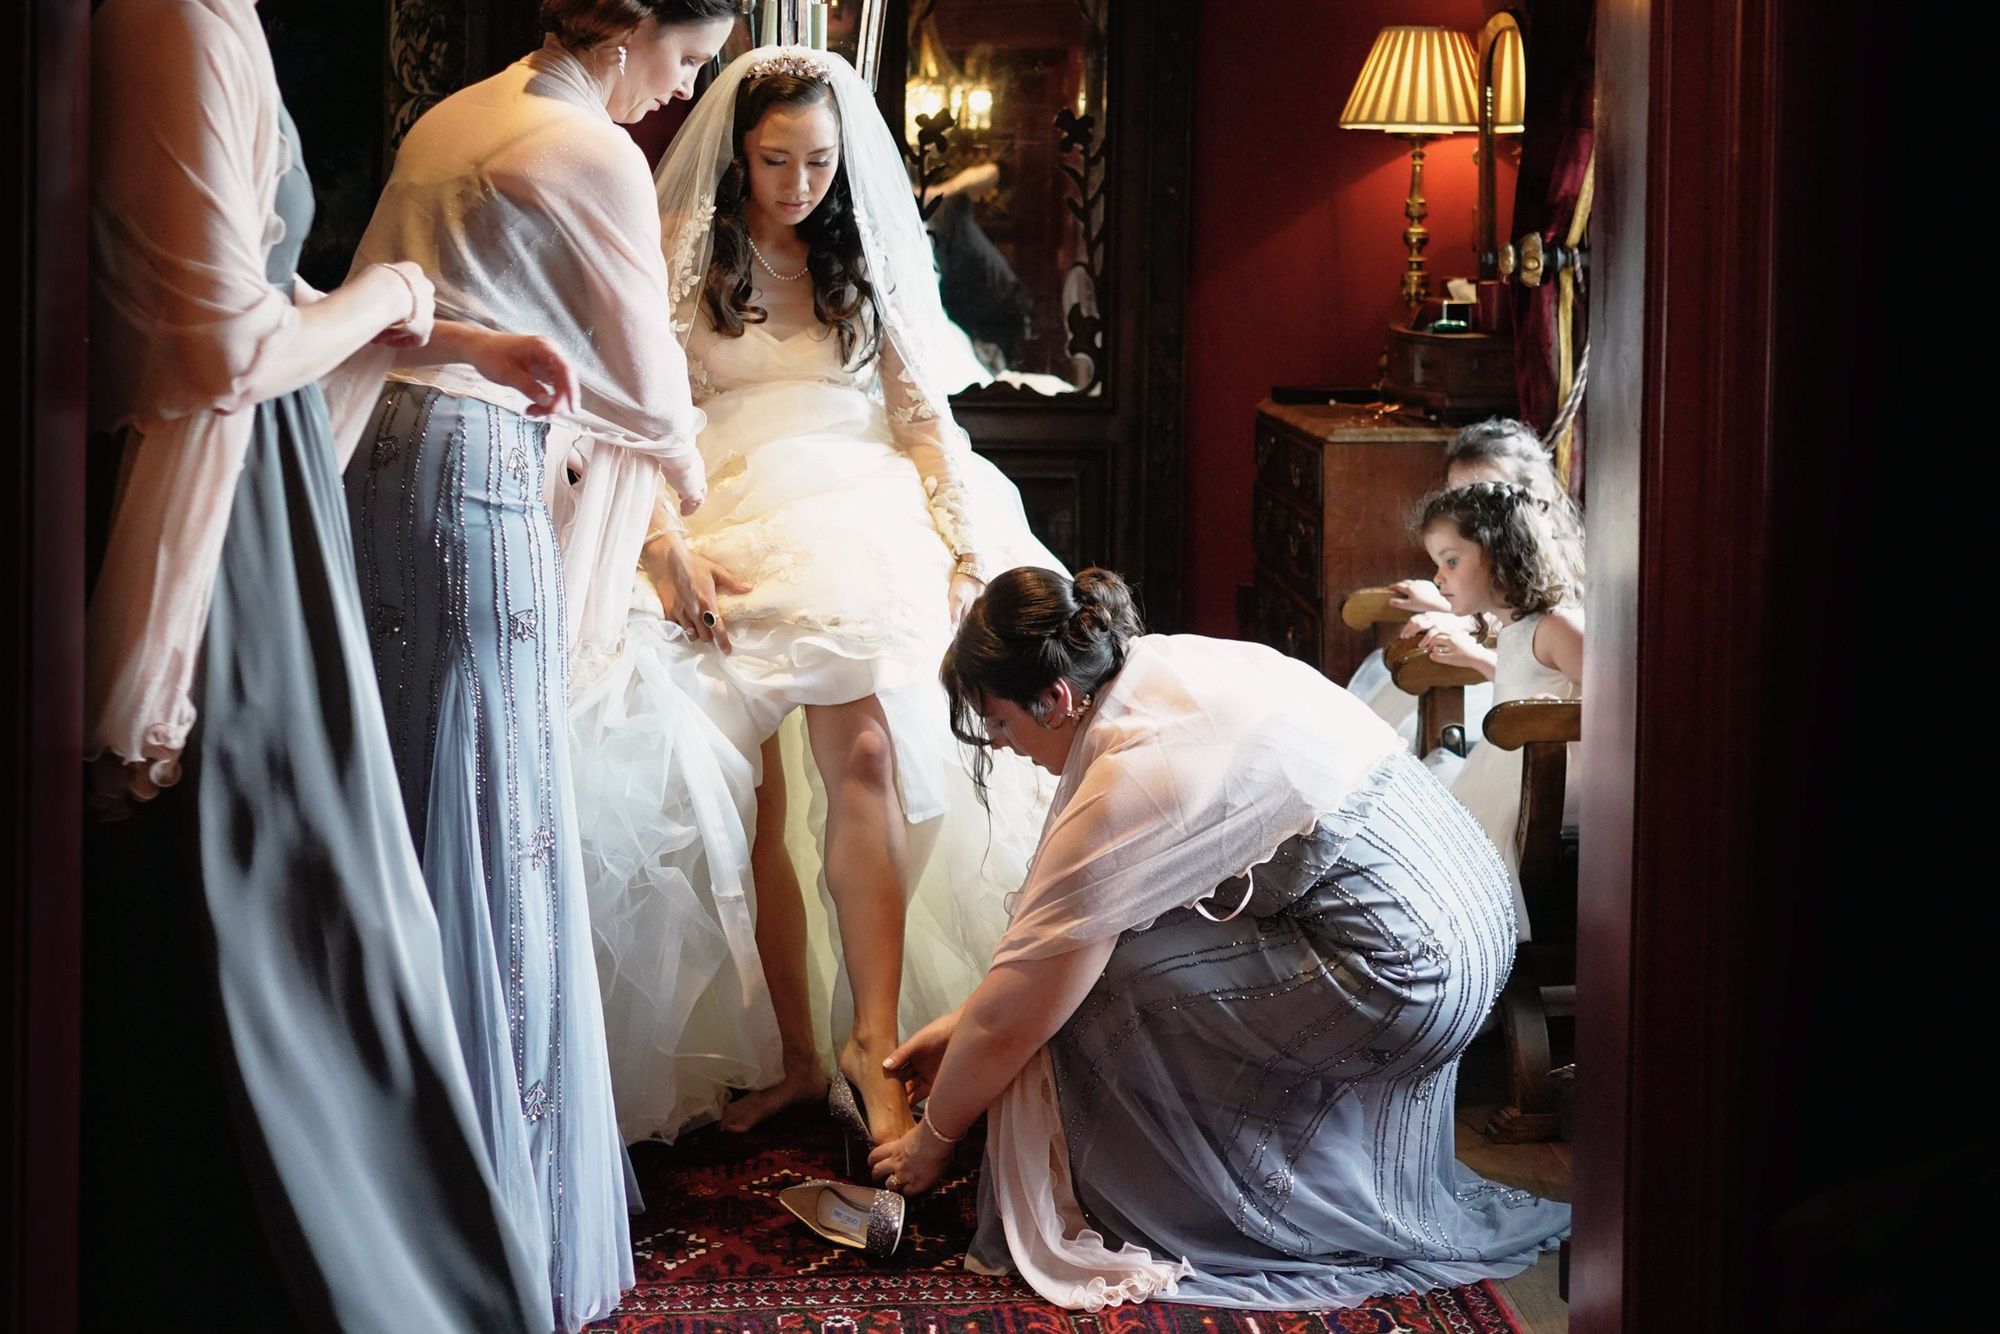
[1245, 400, 1454, 684]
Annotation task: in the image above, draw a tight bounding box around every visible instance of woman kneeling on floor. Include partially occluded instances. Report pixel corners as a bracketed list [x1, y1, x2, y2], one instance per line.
[867, 566, 1571, 1310]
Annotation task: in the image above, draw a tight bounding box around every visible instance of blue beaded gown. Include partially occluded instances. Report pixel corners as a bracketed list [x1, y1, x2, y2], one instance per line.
[347, 378, 636, 1331]
[971, 751, 1570, 1308]
[83, 103, 547, 1333]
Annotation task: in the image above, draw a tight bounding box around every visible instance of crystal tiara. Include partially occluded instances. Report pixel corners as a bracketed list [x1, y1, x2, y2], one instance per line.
[747, 46, 835, 82]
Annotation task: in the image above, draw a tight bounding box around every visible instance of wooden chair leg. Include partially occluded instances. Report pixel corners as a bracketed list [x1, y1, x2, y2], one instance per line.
[1483, 969, 1562, 1143]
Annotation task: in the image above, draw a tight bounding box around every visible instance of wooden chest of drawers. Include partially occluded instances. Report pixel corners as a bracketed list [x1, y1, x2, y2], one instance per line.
[1243, 400, 1455, 683]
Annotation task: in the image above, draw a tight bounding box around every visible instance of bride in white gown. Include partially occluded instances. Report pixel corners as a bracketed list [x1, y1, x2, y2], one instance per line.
[568, 45, 1062, 1148]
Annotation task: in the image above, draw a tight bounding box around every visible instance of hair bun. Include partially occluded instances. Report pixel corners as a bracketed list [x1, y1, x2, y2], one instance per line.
[1067, 568, 1142, 648]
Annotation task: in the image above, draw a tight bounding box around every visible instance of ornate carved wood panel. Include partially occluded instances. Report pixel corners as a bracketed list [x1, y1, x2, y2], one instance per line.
[894, 0, 1193, 625]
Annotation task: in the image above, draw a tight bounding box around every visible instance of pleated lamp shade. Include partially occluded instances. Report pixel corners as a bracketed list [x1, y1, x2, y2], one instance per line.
[1338, 26, 1480, 134]
[1488, 23, 1526, 134]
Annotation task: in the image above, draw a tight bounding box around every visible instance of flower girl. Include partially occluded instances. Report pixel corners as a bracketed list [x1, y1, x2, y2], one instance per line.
[1417, 481, 1585, 939]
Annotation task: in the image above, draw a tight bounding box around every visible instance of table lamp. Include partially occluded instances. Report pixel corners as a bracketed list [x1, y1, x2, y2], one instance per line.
[1338, 26, 1480, 320]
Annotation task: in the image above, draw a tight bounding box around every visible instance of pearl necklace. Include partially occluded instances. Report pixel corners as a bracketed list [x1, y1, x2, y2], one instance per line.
[747, 233, 808, 282]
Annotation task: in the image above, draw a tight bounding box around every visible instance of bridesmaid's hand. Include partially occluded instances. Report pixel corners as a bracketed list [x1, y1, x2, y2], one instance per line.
[470, 331, 579, 418]
[868, 1121, 951, 1196]
[367, 261, 435, 348]
[883, 1008, 960, 1102]
[642, 532, 750, 653]
[948, 571, 984, 629]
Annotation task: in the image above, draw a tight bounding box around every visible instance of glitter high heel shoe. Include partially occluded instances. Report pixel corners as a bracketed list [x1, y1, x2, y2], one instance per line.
[828, 1070, 872, 1140]
[828, 1070, 872, 1176]
[778, 1180, 906, 1261]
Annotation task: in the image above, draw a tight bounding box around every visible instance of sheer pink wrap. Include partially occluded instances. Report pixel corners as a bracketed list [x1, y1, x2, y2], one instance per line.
[338, 39, 709, 661]
[87, 0, 393, 794]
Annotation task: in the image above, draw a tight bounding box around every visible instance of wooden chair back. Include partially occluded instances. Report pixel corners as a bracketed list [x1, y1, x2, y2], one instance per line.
[1480, 696, 1583, 1142]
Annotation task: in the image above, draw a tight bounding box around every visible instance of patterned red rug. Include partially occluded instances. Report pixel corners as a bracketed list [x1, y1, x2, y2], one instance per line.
[589, 1104, 1522, 1334]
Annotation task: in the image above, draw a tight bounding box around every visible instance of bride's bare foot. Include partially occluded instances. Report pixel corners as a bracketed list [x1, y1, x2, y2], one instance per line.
[719, 1056, 828, 1134]
[840, 1038, 916, 1145]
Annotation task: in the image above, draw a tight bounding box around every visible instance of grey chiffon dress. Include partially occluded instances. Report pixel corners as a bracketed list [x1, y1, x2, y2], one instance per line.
[971, 750, 1570, 1307]
[345, 374, 635, 1325]
[83, 103, 547, 1333]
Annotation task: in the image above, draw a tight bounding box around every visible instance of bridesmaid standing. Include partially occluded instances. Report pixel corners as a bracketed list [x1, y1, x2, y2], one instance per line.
[339, 2, 745, 1328]
[86, 1, 573, 1329]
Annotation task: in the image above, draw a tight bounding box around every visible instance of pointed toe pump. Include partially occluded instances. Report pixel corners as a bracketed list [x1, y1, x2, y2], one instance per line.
[778, 1180, 906, 1261]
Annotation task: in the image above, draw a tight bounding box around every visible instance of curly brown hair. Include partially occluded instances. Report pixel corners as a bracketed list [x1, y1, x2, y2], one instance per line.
[1443, 417, 1583, 536]
[700, 72, 884, 368]
[1417, 481, 1585, 617]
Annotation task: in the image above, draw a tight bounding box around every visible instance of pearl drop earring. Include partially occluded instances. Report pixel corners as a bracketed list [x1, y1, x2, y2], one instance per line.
[616, 44, 628, 74]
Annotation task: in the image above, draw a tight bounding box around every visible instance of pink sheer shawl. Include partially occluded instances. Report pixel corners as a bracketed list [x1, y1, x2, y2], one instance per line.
[87, 0, 392, 795]
[335, 39, 708, 661]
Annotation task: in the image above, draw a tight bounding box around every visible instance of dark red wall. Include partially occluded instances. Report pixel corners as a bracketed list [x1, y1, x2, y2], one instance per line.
[1183, 0, 1515, 635]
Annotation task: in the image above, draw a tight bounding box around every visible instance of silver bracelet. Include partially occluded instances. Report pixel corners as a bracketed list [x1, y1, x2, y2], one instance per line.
[920, 1114, 964, 1146]
[380, 263, 422, 325]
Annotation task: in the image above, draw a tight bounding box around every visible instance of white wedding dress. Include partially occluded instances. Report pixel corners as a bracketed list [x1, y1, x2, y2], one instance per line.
[571, 277, 1063, 1144]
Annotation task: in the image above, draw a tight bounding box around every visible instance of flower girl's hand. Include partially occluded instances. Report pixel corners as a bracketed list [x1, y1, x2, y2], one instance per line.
[948, 571, 984, 628]
[470, 332, 578, 418]
[1388, 578, 1451, 615]
[1401, 610, 1479, 640]
[1419, 625, 1498, 679]
[1420, 625, 1478, 662]
[642, 532, 750, 653]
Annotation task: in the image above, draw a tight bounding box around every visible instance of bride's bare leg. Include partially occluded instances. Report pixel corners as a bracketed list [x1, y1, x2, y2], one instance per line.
[720, 734, 828, 1132]
[805, 697, 917, 1144]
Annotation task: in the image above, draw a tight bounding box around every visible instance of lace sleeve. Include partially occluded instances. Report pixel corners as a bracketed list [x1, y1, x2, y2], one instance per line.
[881, 334, 988, 580]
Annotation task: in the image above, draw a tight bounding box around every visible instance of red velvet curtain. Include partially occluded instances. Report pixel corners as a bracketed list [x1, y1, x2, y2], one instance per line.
[1508, 0, 1593, 494]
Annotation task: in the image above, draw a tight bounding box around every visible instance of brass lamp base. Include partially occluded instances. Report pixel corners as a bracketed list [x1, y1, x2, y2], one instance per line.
[1399, 133, 1435, 321]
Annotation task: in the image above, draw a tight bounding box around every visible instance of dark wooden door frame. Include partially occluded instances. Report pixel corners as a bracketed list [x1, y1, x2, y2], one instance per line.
[1574, 1, 1897, 1328]
[3, 1, 86, 1331]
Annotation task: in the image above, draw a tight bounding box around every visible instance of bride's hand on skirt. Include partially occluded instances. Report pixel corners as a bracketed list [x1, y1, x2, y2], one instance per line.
[641, 533, 751, 652]
[948, 571, 985, 628]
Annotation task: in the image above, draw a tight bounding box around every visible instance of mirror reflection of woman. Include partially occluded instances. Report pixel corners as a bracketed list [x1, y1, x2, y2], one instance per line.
[867, 568, 1572, 1309]
[572, 46, 1061, 1154]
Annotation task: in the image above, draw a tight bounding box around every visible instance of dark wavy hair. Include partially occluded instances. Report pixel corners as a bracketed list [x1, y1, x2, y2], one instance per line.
[941, 568, 1143, 799]
[1417, 481, 1585, 617]
[541, 0, 750, 49]
[701, 72, 884, 368]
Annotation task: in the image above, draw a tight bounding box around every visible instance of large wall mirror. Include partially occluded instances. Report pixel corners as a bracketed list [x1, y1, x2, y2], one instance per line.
[902, 0, 1110, 399]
